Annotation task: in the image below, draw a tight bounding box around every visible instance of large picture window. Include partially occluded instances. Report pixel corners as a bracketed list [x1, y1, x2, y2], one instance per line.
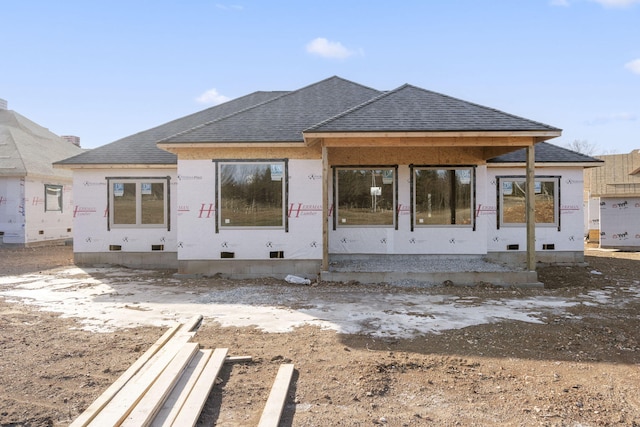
[499, 176, 559, 226]
[108, 178, 168, 228]
[219, 161, 286, 228]
[335, 168, 395, 227]
[413, 167, 473, 226]
[44, 184, 63, 212]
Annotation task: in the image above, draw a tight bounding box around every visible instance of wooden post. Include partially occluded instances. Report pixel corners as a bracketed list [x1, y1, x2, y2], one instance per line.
[322, 144, 329, 271]
[526, 144, 536, 271]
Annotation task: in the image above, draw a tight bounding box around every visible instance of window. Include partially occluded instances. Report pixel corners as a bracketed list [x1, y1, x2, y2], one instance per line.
[108, 178, 168, 228]
[45, 184, 63, 212]
[335, 168, 395, 227]
[219, 161, 286, 228]
[413, 167, 473, 226]
[499, 176, 559, 226]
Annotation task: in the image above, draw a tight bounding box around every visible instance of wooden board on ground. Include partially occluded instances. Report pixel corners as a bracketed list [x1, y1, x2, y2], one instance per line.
[258, 364, 295, 427]
[170, 347, 229, 427]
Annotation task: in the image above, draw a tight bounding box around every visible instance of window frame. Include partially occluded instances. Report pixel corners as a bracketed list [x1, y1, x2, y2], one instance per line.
[410, 165, 476, 231]
[107, 177, 170, 230]
[333, 166, 398, 229]
[215, 159, 288, 232]
[44, 184, 63, 212]
[497, 175, 561, 230]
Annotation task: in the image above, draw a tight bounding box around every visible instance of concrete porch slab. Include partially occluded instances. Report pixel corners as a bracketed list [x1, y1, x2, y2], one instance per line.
[321, 255, 542, 288]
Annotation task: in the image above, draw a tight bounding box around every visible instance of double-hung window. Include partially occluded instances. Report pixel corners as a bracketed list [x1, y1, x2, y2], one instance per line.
[335, 168, 396, 227]
[218, 161, 286, 229]
[413, 167, 474, 227]
[498, 176, 559, 227]
[108, 178, 168, 228]
[44, 184, 63, 212]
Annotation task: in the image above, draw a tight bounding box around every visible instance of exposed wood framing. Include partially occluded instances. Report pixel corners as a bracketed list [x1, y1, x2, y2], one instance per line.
[319, 136, 539, 148]
[163, 145, 322, 160]
[329, 146, 487, 165]
[526, 145, 536, 271]
[304, 130, 560, 143]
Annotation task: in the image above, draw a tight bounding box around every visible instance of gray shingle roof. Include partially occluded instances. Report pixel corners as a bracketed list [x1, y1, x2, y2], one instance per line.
[55, 90, 288, 165]
[487, 142, 604, 164]
[1, 109, 84, 177]
[306, 84, 561, 133]
[56, 76, 574, 167]
[161, 76, 382, 144]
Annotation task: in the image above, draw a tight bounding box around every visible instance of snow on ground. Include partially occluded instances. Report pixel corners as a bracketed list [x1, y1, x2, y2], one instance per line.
[0, 266, 637, 338]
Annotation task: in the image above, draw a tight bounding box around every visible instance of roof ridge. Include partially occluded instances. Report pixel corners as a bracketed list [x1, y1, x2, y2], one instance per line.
[4, 126, 27, 174]
[153, 90, 290, 144]
[158, 76, 382, 143]
[304, 83, 401, 132]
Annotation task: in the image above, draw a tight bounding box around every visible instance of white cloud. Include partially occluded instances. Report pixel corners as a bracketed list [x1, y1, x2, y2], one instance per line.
[215, 3, 244, 11]
[590, 0, 640, 7]
[586, 112, 637, 125]
[196, 88, 230, 105]
[306, 37, 355, 59]
[625, 58, 640, 74]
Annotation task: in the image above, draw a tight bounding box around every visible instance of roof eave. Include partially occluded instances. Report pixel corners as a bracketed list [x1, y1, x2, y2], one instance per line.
[488, 161, 604, 168]
[158, 141, 306, 151]
[303, 130, 561, 146]
[53, 163, 177, 170]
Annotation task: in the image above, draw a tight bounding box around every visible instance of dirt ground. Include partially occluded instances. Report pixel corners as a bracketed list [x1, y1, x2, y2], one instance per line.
[0, 245, 639, 427]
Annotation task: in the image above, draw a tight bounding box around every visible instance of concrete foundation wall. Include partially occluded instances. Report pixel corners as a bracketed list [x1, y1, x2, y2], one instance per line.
[177, 259, 321, 279]
[485, 250, 585, 265]
[75, 251, 179, 269]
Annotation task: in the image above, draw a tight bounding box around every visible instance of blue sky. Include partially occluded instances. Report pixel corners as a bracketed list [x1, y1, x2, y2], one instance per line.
[2, 0, 639, 154]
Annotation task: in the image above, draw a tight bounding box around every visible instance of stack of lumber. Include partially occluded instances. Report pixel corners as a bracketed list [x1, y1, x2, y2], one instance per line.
[70, 315, 294, 427]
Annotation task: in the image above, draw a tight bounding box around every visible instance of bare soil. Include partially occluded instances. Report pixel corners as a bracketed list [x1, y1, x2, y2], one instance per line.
[1, 244, 639, 426]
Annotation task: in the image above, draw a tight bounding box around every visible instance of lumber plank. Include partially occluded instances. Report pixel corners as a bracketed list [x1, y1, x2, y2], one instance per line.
[225, 355, 252, 363]
[257, 364, 295, 427]
[151, 349, 212, 427]
[87, 331, 195, 426]
[121, 342, 200, 427]
[70, 322, 182, 427]
[170, 347, 229, 427]
[180, 315, 203, 334]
